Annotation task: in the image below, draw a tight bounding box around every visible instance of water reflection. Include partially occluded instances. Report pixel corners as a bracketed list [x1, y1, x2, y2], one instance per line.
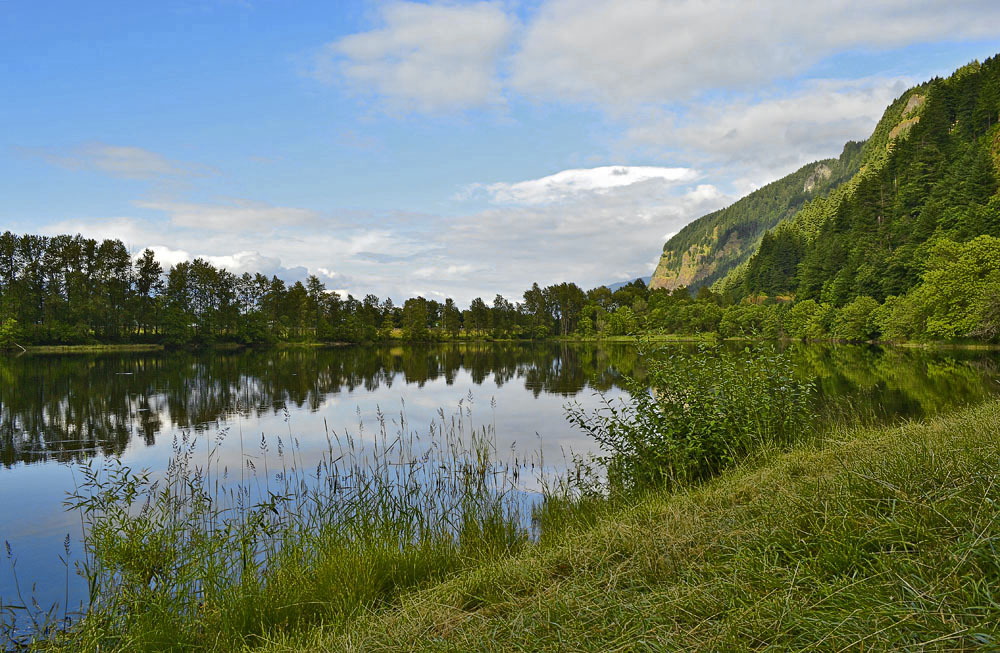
[0, 343, 642, 468]
[790, 343, 1000, 422]
[0, 341, 998, 632]
[1, 342, 997, 468]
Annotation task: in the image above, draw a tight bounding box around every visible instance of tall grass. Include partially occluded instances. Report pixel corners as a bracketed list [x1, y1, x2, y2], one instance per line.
[46, 396, 536, 651]
[317, 401, 1000, 652]
[4, 345, 843, 650]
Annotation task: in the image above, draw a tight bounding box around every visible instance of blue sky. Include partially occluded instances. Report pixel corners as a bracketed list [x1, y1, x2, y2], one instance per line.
[3, 1, 1000, 303]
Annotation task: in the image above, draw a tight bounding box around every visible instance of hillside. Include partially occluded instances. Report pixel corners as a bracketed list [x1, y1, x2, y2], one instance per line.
[718, 57, 1000, 304]
[649, 142, 864, 292]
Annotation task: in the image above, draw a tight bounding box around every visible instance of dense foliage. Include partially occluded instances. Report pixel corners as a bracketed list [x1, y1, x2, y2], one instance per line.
[1, 225, 997, 346]
[649, 141, 864, 291]
[0, 231, 619, 346]
[567, 343, 815, 492]
[730, 58, 1000, 329]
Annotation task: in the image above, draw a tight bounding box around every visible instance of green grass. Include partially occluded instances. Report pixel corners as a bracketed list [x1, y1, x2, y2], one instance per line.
[268, 400, 1000, 652]
[31, 404, 533, 652]
[559, 333, 719, 344]
[22, 344, 166, 354]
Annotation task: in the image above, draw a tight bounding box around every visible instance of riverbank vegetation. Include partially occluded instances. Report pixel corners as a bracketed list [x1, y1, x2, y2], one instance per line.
[18, 402, 533, 651]
[12, 342, 995, 651]
[308, 398, 1000, 652]
[2, 230, 998, 352]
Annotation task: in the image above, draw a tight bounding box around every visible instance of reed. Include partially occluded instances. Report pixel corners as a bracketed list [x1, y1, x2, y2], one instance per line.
[310, 400, 1000, 652]
[39, 396, 537, 651]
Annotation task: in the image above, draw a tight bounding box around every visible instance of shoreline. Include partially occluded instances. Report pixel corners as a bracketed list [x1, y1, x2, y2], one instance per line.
[4, 334, 998, 355]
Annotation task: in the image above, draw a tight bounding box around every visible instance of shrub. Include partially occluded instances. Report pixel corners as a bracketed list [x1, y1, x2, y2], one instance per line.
[0, 318, 22, 349]
[832, 295, 881, 341]
[567, 343, 815, 493]
[784, 300, 821, 338]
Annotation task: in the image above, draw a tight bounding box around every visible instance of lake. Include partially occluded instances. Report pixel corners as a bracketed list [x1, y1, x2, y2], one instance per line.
[2, 341, 999, 636]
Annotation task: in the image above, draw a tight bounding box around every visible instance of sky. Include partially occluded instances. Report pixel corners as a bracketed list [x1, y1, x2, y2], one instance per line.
[3, 1, 1000, 305]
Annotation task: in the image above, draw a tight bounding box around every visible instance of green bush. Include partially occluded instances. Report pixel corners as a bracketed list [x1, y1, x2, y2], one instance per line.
[832, 295, 880, 341]
[567, 344, 815, 493]
[0, 317, 22, 349]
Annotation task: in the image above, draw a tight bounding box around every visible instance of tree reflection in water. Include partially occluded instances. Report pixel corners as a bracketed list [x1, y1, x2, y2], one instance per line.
[1, 342, 997, 468]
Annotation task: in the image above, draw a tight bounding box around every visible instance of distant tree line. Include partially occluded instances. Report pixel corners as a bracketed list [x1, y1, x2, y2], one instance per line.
[0, 229, 997, 347]
[0, 231, 672, 346]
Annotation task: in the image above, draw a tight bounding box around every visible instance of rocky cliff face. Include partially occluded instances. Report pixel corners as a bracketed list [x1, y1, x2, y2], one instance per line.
[650, 228, 744, 291]
[802, 164, 832, 193]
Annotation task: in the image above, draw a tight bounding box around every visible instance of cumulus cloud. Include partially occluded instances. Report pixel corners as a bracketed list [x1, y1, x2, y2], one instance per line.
[427, 171, 732, 298]
[146, 245, 192, 268]
[318, 0, 1000, 112]
[19, 142, 209, 180]
[467, 165, 699, 205]
[315, 1, 514, 112]
[511, 0, 1000, 106]
[38, 168, 729, 305]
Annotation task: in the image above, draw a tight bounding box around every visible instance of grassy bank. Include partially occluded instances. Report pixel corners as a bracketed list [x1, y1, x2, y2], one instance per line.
[28, 406, 532, 653]
[6, 332, 997, 355]
[15, 341, 351, 354]
[274, 400, 1000, 652]
[20, 343, 166, 354]
[21, 345, 1000, 651]
[556, 332, 719, 344]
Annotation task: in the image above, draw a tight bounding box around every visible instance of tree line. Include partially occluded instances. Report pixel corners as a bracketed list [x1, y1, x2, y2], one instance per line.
[0, 231, 672, 346]
[0, 228, 997, 347]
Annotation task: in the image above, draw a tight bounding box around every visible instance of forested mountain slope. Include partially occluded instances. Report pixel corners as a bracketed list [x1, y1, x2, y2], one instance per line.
[649, 142, 864, 292]
[720, 57, 1000, 305]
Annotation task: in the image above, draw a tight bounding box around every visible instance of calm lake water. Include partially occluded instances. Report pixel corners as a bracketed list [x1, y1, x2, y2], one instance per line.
[1, 341, 999, 634]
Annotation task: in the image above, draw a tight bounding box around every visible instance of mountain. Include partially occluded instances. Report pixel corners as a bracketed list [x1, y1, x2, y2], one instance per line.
[722, 57, 1000, 305]
[649, 142, 864, 292]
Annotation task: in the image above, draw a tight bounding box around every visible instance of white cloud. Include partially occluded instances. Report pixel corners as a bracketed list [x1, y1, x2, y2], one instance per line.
[511, 0, 1000, 106]
[423, 174, 732, 299]
[38, 171, 729, 305]
[625, 76, 912, 181]
[315, 0, 1000, 113]
[136, 199, 319, 231]
[469, 165, 699, 205]
[21, 142, 208, 180]
[316, 1, 514, 112]
[412, 263, 478, 280]
[147, 245, 191, 268]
